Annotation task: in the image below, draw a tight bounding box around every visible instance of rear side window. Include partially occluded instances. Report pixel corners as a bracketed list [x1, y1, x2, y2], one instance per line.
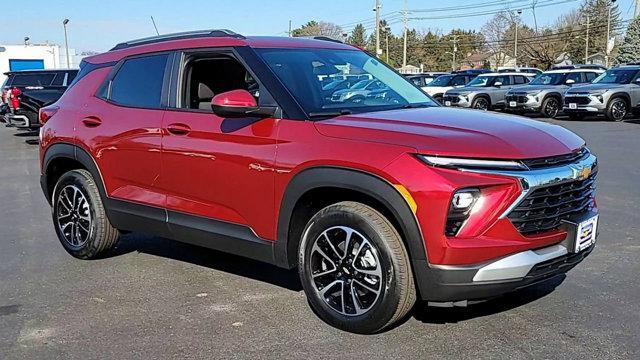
[11, 73, 55, 86]
[51, 73, 65, 86]
[514, 76, 527, 84]
[451, 76, 466, 86]
[584, 72, 598, 82]
[109, 54, 169, 108]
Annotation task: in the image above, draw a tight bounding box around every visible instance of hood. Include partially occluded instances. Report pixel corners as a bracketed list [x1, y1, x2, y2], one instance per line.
[314, 107, 584, 159]
[508, 84, 563, 93]
[446, 86, 485, 95]
[566, 83, 624, 93]
[423, 86, 452, 95]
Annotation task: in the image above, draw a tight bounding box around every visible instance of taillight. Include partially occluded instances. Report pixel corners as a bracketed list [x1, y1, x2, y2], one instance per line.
[39, 106, 59, 124]
[10, 87, 21, 109]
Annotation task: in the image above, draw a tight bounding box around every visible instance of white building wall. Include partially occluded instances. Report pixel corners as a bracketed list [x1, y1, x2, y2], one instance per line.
[0, 44, 80, 84]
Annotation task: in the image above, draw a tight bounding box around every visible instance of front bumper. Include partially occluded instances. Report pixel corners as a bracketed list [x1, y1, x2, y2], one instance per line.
[504, 94, 542, 112]
[563, 95, 607, 113]
[442, 94, 472, 108]
[414, 242, 594, 302]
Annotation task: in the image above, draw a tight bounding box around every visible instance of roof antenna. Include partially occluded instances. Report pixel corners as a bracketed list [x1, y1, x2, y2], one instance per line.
[150, 16, 160, 35]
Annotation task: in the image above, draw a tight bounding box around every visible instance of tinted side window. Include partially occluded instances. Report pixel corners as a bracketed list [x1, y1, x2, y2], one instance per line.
[451, 76, 466, 86]
[409, 77, 423, 86]
[514, 76, 526, 84]
[584, 72, 597, 82]
[495, 76, 511, 85]
[51, 73, 65, 86]
[566, 72, 583, 83]
[110, 54, 168, 108]
[12, 73, 55, 86]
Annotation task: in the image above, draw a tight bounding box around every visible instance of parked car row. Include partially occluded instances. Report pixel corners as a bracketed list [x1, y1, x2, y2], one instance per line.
[1, 69, 78, 129]
[409, 63, 640, 121]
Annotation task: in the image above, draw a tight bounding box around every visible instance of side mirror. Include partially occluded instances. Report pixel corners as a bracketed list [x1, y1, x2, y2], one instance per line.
[211, 89, 275, 118]
[494, 82, 503, 87]
[566, 79, 576, 85]
[634, 78, 640, 84]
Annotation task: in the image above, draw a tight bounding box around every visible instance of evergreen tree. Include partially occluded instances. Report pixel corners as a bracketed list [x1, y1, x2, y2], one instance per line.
[617, 17, 640, 63]
[348, 24, 367, 48]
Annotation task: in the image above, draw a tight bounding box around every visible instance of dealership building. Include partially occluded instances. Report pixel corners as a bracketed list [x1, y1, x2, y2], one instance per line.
[0, 44, 82, 84]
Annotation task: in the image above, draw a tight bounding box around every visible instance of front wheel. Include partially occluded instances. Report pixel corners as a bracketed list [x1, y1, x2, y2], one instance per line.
[298, 201, 416, 334]
[52, 169, 120, 259]
[606, 98, 628, 121]
[540, 97, 560, 118]
[471, 97, 490, 111]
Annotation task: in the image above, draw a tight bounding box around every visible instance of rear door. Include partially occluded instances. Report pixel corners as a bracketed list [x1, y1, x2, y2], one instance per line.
[76, 53, 171, 208]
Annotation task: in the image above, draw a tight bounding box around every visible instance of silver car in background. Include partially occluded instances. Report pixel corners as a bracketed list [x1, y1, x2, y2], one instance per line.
[563, 64, 640, 121]
[442, 72, 536, 110]
[504, 68, 604, 118]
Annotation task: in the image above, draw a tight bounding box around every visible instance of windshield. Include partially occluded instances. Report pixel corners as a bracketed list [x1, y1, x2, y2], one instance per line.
[530, 73, 566, 85]
[428, 75, 453, 86]
[256, 48, 436, 116]
[466, 76, 492, 87]
[593, 69, 639, 84]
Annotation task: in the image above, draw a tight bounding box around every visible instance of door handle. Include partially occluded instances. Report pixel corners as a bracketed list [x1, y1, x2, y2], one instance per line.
[81, 116, 102, 127]
[167, 123, 191, 136]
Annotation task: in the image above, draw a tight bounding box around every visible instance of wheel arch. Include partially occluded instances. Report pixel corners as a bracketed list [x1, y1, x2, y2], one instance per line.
[42, 143, 108, 207]
[607, 92, 631, 108]
[274, 166, 427, 269]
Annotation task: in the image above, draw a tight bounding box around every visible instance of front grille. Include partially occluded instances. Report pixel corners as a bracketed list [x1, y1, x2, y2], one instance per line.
[564, 96, 591, 105]
[506, 94, 528, 103]
[521, 148, 589, 169]
[442, 95, 460, 104]
[507, 172, 597, 235]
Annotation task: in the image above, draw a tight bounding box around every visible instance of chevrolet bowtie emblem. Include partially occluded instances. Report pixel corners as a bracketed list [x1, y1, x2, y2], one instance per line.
[573, 165, 591, 180]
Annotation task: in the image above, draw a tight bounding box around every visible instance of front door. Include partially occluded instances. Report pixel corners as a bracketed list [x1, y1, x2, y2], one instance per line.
[159, 50, 279, 240]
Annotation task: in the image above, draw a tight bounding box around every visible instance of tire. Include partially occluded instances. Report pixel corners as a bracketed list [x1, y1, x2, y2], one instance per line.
[471, 96, 490, 111]
[298, 201, 416, 334]
[540, 96, 560, 118]
[433, 95, 443, 104]
[606, 97, 628, 121]
[51, 169, 120, 259]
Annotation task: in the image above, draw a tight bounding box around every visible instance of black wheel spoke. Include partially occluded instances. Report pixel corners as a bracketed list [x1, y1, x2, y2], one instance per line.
[310, 226, 382, 316]
[56, 185, 92, 248]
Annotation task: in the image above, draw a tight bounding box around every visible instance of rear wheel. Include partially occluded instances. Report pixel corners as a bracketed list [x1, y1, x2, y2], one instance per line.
[52, 169, 120, 259]
[298, 201, 416, 334]
[540, 97, 560, 118]
[606, 97, 628, 121]
[471, 96, 490, 111]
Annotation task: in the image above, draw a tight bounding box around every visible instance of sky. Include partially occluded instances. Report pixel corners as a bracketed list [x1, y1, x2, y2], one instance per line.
[11, 0, 638, 52]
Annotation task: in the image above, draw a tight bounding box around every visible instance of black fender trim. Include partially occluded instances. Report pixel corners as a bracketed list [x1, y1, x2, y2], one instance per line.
[274, 167, 427, 269]
[607, 92, 632, 108]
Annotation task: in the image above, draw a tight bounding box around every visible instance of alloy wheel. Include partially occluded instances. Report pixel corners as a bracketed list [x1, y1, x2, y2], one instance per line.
[474, 98, 489, 111]
[611, 101, 627, 121]
[56, 185, 92, 248]
[309, 226, 383, 316]
[544, 98, 559, 118]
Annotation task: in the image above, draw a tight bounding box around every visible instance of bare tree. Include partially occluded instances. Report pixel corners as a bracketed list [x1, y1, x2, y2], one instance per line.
[292, 21, 344, 40]
[481, 12, 512, 68]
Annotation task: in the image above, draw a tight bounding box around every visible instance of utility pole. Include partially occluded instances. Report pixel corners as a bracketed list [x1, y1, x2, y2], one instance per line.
[585, 15, 590, 63]
[605, 0, 616, 67]
[386, 31, 390, 62]
[62, 19, 70, 69]
[514, 9, 522, 67]
[450, 35, 459, 71]
[374, 0, 381, 57]
[635, 0, 639, 18]
[402, 0, 408, 67]
[288, 20, 292, 37]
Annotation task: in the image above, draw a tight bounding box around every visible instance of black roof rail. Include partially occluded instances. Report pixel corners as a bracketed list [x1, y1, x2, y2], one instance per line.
[308, 36, 343, 44]
[110, 29, 245, 51]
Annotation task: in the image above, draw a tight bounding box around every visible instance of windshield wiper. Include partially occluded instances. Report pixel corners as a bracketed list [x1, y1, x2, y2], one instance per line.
[401, 103, 432, 109]
[308, 109, 352, 119]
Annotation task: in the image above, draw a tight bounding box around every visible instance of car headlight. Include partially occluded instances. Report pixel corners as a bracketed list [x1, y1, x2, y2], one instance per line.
[418, 155, 527, 170]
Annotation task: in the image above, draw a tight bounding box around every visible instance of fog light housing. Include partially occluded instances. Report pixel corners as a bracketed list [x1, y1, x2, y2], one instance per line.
[446, 189, 480, 236]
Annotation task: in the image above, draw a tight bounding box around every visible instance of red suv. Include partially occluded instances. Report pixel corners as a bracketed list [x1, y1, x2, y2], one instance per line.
[38, 30, 599, 334]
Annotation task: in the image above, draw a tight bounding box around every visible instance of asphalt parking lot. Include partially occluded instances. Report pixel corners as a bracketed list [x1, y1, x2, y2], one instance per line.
[0, 117, 639, 359]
